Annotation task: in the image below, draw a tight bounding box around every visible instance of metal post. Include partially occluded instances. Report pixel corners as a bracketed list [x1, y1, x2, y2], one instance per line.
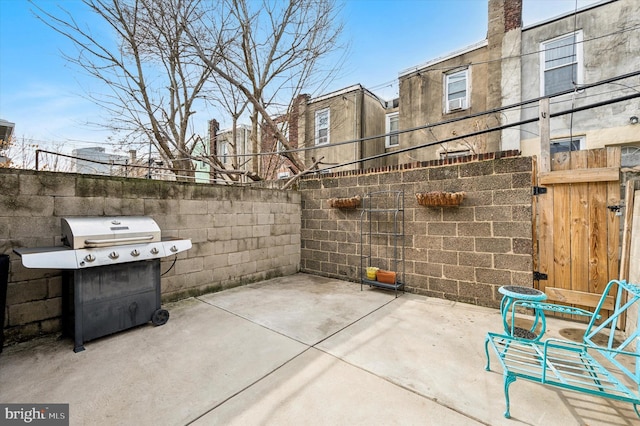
[0, 254, 9, 353]
[147, 140, 153, 179]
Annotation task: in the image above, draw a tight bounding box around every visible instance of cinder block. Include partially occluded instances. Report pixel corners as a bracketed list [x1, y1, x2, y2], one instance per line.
[428, 277, 458, 294]
[494, 253, 532, 271]
[6, 280, 48, 305]
[428, 249, 458, 265]
[475, 267, 512, 286]
[0, 195, 54, 217]
[8, 298, 62, 326]
[475, 237, 512, 253]
[54, 196, 105, 216]
[20, 173, 76, 197]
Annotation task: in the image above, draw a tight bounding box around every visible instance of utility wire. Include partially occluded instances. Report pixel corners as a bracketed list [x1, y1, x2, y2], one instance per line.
[309, 91, 640, 174]
[33, 88, 640, 175]
[31, 69, 640, 165]
[16, 21, 639, 147]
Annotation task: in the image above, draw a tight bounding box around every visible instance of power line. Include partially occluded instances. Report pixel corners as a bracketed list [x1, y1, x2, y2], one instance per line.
[24, 68, 640, 169]
[310, 91, 640, 174]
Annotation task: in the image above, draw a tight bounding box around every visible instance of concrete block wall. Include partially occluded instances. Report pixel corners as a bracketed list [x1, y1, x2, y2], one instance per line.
[0, 169, 300, 345]
[298, 152, 534, 307]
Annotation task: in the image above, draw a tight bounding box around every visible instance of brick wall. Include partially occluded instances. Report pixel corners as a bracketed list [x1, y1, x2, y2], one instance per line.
[0, 169, 300, 344]
[298, 152, 534, 307]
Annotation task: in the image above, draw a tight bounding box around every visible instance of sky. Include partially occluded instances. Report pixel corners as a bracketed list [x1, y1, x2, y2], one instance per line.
[0, 0, 601, 155]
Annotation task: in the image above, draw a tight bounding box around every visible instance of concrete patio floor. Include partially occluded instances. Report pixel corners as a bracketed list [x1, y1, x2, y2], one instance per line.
[0, 273, 637, 425]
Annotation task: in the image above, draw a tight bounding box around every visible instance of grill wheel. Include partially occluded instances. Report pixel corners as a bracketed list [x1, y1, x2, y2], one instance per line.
[151, 309, 170, 326]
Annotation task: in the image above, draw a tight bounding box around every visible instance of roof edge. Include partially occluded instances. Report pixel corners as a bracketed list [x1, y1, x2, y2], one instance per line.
[398, 39, 488, 78]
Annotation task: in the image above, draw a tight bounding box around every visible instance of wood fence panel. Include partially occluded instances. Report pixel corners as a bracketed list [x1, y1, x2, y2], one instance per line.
[535, 148, 621, 319]
[606, 147, 621, 280]
[552, 152, 572, 294]
[588, 149, 609, 296]
[570, 151, 589, 297]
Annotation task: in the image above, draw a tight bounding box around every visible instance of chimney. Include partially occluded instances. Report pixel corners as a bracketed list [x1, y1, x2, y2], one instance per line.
[488, 0, 522, 40]
[208, 119, 219, 155]
[208, 119, 219, 183]
[504, 0, 523, 31]
[487, 0, 523, 152]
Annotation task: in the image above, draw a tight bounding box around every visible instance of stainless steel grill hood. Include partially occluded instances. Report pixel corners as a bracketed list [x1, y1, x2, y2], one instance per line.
[61, 216, 162, 248]
[15, 216, 191, 269]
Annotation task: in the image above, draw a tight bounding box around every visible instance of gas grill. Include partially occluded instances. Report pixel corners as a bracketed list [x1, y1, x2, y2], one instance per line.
[15, 216, 192, 352]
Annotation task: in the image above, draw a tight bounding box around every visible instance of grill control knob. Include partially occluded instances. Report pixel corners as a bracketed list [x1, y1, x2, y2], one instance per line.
[84, 254, 96, 262]
[170, 245, 178, 253]
[109, 251, 120, 260]
[150, 247, 159, 255]
[131, 249, 140, 257]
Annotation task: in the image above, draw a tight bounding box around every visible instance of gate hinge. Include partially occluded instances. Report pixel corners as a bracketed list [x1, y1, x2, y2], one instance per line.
[533, 271, 548, 281]
[532, 186, 547, 196]
[607, 204, 624, 212]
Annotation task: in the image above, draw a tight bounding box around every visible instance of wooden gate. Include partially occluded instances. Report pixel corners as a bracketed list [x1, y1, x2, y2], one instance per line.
[533, 147, 621, 315]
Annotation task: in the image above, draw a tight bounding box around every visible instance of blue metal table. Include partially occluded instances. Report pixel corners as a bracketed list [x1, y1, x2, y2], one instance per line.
[498, 285, 547, 340]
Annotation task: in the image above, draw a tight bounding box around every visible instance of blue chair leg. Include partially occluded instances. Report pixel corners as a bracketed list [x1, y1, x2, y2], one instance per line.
[504, 372, 516, 419]
[484, 336, 492, 371]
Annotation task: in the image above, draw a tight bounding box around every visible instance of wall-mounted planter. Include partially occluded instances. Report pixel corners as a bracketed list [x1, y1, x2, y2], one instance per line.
[416, 191, 465, 207]
[328, 195, 361, 209]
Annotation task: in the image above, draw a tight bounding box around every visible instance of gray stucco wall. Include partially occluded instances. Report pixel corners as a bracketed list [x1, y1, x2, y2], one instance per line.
[519, 0, 640, 154]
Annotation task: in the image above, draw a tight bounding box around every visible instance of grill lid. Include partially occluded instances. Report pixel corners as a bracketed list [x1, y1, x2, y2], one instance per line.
[62, 216, 161, 249]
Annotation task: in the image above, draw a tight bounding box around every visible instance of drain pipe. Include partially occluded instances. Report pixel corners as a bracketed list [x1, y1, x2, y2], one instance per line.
[358, 87, 365, 170]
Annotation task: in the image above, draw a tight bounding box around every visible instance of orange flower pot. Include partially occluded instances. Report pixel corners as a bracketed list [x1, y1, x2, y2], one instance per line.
[376, 270, 396, 284]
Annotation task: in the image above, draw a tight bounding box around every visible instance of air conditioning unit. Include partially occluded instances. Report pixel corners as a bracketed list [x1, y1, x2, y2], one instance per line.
[448, 98, 465, 111]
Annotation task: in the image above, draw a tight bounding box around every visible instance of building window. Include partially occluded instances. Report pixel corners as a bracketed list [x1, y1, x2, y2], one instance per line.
[621, 145, 640, 168]
[444, 69, 469, 113]
[385, 112, 399, 147]
[315, 108, 330, 145]
[276, 122, 289, 152]
[541, 31, 583, 96]
[550, 136, 584, 156]
[217, 140, 229, 163]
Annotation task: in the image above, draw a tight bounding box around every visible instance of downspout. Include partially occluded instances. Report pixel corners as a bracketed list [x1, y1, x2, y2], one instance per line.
[359, 87, 365, 170]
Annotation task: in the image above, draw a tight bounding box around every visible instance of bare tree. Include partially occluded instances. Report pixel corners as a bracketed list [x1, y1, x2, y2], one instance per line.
[209, 71, 251, 183]
[0, 136, 76, 172]
[187, 0, 346, 178]
[32, 0, 233, 180]
[33, 0, 345, 183]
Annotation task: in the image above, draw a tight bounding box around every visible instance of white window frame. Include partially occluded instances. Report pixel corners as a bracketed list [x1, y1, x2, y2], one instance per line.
[540, 31, 583, 96]
[217, 140, 229, 163]
[550, 136, 585, 156]
[444, 68, 470, 113]
[276, 122, 289, 152]
[621, 145, 640, 168]
[315, 108, 330, 145]
[385, 112, 399, 148]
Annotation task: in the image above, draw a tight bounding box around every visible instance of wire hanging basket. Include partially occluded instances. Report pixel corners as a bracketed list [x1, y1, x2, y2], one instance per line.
[328, 195, 362, 209]
[415, 191, 465, 207]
